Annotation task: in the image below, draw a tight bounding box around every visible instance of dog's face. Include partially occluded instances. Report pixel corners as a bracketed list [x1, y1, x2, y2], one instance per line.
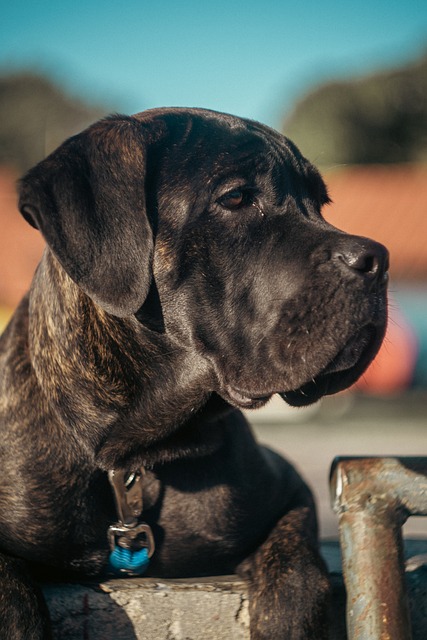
[19, 108, 388, 410]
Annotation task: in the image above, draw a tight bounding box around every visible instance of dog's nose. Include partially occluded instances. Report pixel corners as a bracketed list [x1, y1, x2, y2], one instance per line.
[333, 238, 389, 284]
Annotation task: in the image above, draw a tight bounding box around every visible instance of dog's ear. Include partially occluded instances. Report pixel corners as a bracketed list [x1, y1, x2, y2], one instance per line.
[18, 116, 154, 317]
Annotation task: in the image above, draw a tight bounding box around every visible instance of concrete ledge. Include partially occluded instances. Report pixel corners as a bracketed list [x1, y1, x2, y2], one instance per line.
[43, 575, 250, 640]
[43, 541, 427, 639]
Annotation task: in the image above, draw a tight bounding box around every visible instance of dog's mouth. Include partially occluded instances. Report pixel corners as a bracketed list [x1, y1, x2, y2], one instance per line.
[221, 385, 273, 410]
[221, 324, 382, 410]
[280, 324, 381, 407]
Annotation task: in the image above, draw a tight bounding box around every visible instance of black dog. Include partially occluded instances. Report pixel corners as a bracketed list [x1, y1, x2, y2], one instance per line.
[0, 108, 388, 639]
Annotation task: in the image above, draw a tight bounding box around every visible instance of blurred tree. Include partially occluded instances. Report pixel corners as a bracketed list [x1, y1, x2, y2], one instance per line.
[282, 51, 427, 166]
[0, 72, 107, 171]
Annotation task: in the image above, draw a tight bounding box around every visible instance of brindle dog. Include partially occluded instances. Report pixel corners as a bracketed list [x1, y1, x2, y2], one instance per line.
[0, 108, 388, 639]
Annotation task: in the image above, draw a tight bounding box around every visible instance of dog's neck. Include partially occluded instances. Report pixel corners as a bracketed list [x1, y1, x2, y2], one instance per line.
[27, 251, 226, 470]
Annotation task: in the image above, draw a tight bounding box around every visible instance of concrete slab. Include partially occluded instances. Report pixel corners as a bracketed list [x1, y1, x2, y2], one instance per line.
[42, 540, 427, 639]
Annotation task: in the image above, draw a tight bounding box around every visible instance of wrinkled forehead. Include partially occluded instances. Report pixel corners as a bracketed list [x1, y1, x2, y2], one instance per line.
[137, 108, 303, 175]
[134, 108, 328, 203]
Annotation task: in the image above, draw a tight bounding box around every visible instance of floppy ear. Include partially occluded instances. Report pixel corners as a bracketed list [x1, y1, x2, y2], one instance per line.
[18, 116, 154, 317]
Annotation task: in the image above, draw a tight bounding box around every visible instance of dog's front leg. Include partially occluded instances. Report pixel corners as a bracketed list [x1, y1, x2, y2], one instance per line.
[237, 487, 330, 640]
[0, 552, 52, 639]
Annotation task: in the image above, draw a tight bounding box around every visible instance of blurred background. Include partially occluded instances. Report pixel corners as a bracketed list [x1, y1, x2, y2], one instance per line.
[1, 0, 427, 537]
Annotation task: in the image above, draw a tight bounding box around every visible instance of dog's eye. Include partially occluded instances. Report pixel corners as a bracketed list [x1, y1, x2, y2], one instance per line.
[218, 189, 251, 210]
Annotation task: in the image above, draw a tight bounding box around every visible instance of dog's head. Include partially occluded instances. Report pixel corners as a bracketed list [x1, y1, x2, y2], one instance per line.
[19, 108, 388, 409]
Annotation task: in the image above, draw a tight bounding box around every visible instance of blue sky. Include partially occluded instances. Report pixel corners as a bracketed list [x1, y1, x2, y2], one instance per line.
[1, 0, 427, 127]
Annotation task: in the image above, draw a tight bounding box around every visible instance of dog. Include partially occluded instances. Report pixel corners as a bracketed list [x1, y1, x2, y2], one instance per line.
[0, 107, 388, 639]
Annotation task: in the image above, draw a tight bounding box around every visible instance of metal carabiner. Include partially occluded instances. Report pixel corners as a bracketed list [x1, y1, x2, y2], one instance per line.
[108, 522, 155, 557]
[107, 467, 156, 575]
[108, 468, 145, 526]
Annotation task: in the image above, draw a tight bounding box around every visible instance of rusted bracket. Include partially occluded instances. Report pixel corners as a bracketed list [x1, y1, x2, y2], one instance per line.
[330, 456, 427, 640]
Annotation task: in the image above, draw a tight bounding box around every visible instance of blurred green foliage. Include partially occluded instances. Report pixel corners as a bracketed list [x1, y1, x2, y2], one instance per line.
[0, 72, 107, 172]
[283, 52, 427, 167]
[1, 53, 427, 173]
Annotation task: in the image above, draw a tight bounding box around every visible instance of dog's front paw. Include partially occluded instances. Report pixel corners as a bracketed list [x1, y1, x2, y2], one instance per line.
[246, 556, 330, 640]
[237, 505, 330, 640]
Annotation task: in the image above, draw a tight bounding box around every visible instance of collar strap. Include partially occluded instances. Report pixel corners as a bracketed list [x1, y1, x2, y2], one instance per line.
[107, 467, 155, 575]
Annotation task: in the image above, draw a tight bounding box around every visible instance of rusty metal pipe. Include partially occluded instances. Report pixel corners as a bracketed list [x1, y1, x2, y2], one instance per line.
[330, 457, 427, 640]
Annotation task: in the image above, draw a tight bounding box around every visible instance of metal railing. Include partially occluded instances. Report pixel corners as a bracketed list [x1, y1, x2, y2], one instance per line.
[330, 456, 427, 640]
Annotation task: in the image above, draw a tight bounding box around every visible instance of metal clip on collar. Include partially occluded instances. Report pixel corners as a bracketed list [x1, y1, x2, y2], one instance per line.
[108, 468, 155, 575]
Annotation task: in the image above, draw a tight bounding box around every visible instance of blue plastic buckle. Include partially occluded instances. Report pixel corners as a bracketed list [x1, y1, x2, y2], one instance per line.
[109, 545, 150, 575]
[108, 522, 155, 576]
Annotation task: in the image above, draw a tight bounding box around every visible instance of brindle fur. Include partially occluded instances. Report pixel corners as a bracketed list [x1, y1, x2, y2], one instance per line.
[0, 108, 388, 639]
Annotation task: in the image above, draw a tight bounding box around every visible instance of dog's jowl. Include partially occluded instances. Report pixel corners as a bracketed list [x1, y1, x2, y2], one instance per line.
[0, 108, 388, 639]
